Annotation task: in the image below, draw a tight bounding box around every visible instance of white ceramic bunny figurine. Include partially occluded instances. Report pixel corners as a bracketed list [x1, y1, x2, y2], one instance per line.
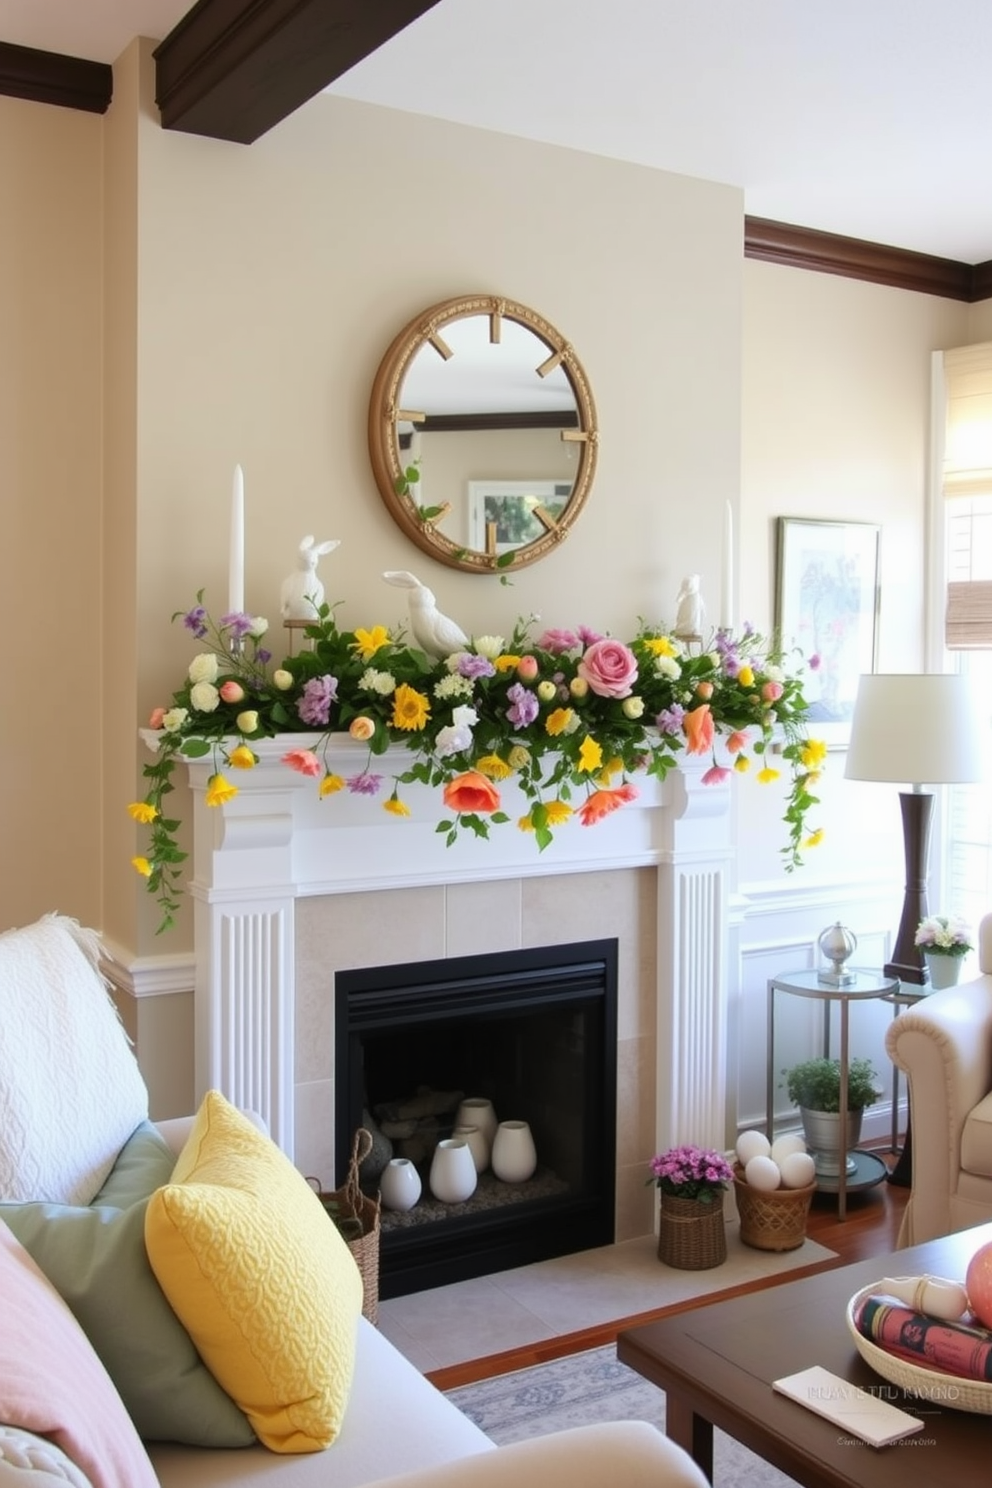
[280, 535, 340, 620]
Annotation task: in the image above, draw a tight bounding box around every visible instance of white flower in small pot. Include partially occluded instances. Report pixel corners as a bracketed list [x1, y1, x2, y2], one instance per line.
[914, 914, 973, 989]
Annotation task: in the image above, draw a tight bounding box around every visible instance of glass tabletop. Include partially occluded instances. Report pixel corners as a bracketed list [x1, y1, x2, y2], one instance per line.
[768, 968, 900, 1000]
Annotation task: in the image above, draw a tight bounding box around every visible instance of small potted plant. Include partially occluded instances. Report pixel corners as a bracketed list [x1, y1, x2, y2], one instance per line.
[915, 913, 973, 989]
[782, 1057, 879, 1177]
[647, 1144, 734, 1270]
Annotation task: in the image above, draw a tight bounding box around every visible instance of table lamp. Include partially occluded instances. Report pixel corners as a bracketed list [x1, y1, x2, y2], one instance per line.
[844, 673, 984, 984]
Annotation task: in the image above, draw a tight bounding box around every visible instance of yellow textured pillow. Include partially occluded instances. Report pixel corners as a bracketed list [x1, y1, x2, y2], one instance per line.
[144, 1090, 362, 1453]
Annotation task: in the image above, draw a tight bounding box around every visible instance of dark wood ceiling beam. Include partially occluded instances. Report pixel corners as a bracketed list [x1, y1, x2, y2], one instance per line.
[0, 41, 111, 114]
[154, 0, 441, 145]
[745, 215, 977, 302]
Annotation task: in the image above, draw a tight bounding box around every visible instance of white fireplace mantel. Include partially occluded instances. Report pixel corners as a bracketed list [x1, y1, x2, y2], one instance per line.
[156, 733, 735, 1162]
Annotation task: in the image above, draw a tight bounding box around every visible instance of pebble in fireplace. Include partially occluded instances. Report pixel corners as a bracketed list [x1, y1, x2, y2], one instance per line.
[335, 939, 618, 1298]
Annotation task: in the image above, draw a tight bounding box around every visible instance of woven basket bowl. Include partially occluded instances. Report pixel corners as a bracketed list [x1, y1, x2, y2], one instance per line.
[732, 1164, 816, 1252]
[845, 1282, 992, 1414]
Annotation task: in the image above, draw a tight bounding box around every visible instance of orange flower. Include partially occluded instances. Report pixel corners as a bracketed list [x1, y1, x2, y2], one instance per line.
[577, 782, 638, 826]
[683, 703, 714, 755]
[283, 749, 321, 777]
[726, 730, 749, 754]
[442, 771, 501, 815]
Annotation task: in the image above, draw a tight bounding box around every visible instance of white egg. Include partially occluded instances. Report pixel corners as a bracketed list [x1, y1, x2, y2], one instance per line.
[736, 1130, 771, 1166]
[770, 1133, 807, 1166]
[780, 1151, 816, 1189]
[745, 1154, 782, 1191]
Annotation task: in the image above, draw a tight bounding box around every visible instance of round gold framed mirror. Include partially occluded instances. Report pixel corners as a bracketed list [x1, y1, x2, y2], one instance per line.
[368, 294, 598, 573]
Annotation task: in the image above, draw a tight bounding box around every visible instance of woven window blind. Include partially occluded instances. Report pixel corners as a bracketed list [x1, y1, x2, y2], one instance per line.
[943, 345, 992, 646]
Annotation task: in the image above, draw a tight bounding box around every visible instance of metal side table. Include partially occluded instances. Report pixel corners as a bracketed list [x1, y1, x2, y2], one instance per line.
[766, 967, 899, 1220]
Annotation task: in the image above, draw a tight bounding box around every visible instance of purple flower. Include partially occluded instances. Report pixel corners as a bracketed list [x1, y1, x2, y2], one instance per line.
[256, 647, 272, 664]
[537, 628, 580, 655]
[649, 1144, 732, 1200]
[298, 674, 338, 727]
[220, 611, 254, 638]
[457, 653, 496, 680]
[347, 772, 383, 796]
[183, 605, 208, 638]
[577, 625, 603, 647]
[808, 652, 822, 671]
[656, 704, 685, 735]
[506, 682, 539, 728]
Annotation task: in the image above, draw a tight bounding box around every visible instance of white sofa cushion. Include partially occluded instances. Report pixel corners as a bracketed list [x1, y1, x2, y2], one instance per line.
[962, 1089, 992, 1177]
[0, 916, 148, 1205]
[0, 1426, 92, 1487]
[148, 1317, 494, 1487]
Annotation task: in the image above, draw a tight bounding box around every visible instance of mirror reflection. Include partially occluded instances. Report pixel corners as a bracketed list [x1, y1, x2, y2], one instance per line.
[368, 295, 598, 573]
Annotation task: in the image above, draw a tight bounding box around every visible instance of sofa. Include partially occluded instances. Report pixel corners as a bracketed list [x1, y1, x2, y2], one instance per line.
[0, 915, 707, 1488]
[886, 910, 992, 1246]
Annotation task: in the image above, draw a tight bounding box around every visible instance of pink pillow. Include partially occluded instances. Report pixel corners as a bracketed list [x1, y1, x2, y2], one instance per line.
[0, 1225, 157, 1488]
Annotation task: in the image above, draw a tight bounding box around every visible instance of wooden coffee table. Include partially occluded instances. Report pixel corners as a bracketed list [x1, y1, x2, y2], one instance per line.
[617, 1223, 992, 1487]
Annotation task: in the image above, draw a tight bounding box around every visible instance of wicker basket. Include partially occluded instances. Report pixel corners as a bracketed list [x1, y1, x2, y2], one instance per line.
[733, 1163, 816, 1252]
[846, 1283, 992, 1414]
[310, 1129, 381, 1325]
[657, 1191, 727, 1269]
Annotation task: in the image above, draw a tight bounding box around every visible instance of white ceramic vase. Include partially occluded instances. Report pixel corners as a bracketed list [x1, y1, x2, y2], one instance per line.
[379, 1157, 422, 1212]
[453, 1123, 489, 1173]
[455, 1098, 498, 1152]
[429, 1138, 478, 1203]
[491, 1120, 537, 1183]
[925, 951, 962, 990]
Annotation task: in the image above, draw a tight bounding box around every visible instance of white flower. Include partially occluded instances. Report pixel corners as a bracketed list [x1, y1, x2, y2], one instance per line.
[434, 723, 473, 757]
[188, 653, 219, 684]
[655, 655, 682, 681]
[915, 913, 971, 952]
[451, 705, 479, 729]
[190, 681, 220, 713]
[433, 673, 474, 700]
[272, 669, 294, 691]
[473, 635, 505, 660]
[359, 667, 396, 695]
[162, 706, 188, 731]
[764, 664, 785, 683]
[249, 616, 269, 638]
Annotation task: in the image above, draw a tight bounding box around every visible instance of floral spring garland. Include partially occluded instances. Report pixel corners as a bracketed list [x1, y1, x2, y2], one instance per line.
[130, 596, 825, 932]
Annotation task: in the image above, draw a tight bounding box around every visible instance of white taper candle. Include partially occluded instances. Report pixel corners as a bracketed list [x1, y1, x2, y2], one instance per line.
[720, 499, 733, 630]
[229, 464, 244, 614]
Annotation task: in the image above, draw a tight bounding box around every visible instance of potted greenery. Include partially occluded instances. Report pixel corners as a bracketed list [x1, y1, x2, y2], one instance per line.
[915, 913, 973, 989]
[782, 1057, 879, 1177]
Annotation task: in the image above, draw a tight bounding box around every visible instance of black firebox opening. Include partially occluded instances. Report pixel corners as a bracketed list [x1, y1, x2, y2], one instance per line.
[335, 939, 618, 1298]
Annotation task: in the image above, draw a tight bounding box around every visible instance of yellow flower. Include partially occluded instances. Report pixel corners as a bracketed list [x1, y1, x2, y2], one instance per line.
[127, 801, 158, 823]
[756, 766, 780, 785]
[228, 745, 256, 770]
[801, 738, 828, 769]
[507, 745, 531, 770]
[392, 683, 430, 731]
[805, 770, 821, 787]
[384, 793, 411, 818]
[517, 812, 536, 832]
[738, 665, 755, 688]
[578, 735, 603, 774]
[131, 856, 152, 877]
[595, 757, 623, 785]
[643, 635, 677, 657]
[320, 773, 345, 797]
[734, 755, 750, 773]
[477, 753, 512, 780]
[353, 626, 391, 661]
[803, 828, 824, 848]
[545, 799, 573, 825]
[205, 773, 238, 807]
[495, 654, 520, 672]
[545, 708, 574, 736]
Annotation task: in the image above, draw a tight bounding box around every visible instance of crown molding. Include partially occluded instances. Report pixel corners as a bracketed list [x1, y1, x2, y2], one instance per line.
[154, 0, 441, 144]
[0, 40, 111, 114]
[745, 215, 992, 303]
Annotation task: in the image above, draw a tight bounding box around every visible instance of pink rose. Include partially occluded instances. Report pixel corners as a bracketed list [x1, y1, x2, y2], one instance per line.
[220, 680, 245, 704]
[516, 655, 539, 682]
[761, 680, 784, 703]
[149, 706, 166, 729]
[577, 639, 638, 699]
[282, 749, 321, 777]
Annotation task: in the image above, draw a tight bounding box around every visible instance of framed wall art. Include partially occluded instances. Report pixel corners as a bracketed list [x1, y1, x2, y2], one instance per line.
[467, 480, 572, 555]
[774, 517, 881, 747]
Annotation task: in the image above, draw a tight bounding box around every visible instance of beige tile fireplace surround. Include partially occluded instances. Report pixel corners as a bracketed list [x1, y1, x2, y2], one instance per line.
[175, 735, 733, 1247]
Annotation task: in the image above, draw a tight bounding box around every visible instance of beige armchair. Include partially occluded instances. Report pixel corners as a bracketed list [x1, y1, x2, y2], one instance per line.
[885, 911, 992, 1245]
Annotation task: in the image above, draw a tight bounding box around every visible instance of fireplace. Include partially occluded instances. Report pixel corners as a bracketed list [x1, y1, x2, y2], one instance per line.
[335, 939, 618, 1297]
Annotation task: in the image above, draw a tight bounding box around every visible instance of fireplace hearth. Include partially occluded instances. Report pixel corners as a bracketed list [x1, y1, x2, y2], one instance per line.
[336, 939, 618, 1297]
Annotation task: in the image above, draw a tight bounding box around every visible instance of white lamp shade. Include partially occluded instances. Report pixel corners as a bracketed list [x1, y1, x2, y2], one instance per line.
[844, 673, 985, 785]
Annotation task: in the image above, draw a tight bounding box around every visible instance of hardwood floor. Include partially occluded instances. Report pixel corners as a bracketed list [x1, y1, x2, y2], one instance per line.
[426, 1154, 910, 1391]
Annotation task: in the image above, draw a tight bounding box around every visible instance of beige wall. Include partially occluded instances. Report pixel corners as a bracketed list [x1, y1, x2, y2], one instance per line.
[0, 97, 104, 930]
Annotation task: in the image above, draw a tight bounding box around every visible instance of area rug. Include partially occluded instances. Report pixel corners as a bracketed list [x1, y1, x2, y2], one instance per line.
[446, 1343, 801, 1487]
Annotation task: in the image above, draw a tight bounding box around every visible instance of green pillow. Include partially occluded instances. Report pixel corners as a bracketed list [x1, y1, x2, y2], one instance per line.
[0, 1124, 255, 1448]
[91, 1120, 177, 1207]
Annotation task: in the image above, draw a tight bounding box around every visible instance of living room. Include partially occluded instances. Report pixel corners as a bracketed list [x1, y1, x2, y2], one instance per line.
[3, 0, 992, 1273]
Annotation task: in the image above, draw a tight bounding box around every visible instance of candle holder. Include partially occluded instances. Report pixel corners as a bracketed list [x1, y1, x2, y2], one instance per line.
[283, 619, 315, 656]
